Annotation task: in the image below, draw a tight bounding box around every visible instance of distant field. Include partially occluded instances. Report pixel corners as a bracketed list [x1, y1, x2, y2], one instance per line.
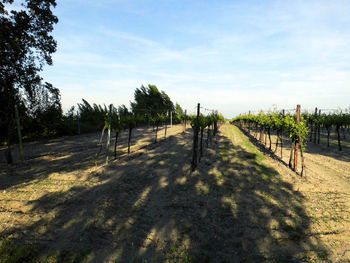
[0, 124, 349, 262]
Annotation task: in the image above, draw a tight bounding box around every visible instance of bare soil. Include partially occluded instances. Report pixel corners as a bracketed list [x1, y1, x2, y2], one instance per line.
[0, 124, 349, 262]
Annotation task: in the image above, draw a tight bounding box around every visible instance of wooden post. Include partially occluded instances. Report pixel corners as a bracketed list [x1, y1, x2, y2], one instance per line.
[191, 103, 200, 171]
[317, 109, 321, 144]
[106, 125, 111, 164]
[294, 105, 301, 172]
[313, 107, 317, 143]
[14, 105, 24, 161]
[106, 111, 111, 164]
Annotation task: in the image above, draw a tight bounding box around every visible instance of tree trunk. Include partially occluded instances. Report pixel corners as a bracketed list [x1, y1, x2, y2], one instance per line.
[289, 140, 294, 168]
[309, 123, 313, 142]
[213, 120, 218, 136]
[313, 124, 317, 143]
[336, 126, 342, 151]
[275, 131, 279, 153]
[200, 127, 204, 160]
[15, 105, 24, 161]
[5, 84, 14, 165]
[5, 123, 13, 165]
[191, 103, 200, 171]
[268, 127, 271, 151]
[206, 127, 210, 148]
[105, 126, 111, 164]
[300, 144, 305, 177]
[317, 125, 320, 144]
[114, 131, 119, 160]
[327, 129, 330, 148]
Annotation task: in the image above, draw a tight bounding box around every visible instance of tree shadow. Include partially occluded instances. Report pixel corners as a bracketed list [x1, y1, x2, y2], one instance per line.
[0, 125, 175, 192]
[0, 129, 329, 262]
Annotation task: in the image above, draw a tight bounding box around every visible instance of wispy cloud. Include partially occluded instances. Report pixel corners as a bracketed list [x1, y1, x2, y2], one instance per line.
[41, 0, 350, 117]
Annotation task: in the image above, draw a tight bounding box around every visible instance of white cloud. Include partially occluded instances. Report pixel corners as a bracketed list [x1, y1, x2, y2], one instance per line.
[41, 0, 350, 118]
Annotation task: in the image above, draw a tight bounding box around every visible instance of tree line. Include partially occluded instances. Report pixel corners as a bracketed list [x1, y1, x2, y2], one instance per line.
[1, 1, 186, 164]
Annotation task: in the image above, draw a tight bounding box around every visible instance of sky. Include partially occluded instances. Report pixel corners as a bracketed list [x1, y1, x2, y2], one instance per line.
[40, 0, 350, 118]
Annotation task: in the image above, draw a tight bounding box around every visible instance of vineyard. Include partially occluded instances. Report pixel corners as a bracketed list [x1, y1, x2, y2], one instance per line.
[231, 106, 350, 176]
[0, 101, 350, 262]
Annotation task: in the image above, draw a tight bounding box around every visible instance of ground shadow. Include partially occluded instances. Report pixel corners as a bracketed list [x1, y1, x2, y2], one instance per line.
[0, 129, 329, 262]
[0, 125, 172, 191]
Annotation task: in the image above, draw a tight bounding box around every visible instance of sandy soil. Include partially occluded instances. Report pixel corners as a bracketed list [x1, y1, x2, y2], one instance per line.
[0, 124, 349, 262]
[242, 126, 350, 262]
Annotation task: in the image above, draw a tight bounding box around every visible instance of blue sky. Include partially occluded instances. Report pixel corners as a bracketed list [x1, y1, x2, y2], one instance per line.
[41, 0, 350, 117]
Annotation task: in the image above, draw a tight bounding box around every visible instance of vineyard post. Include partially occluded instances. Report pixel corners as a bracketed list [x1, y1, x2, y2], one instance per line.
[14, 104, 24, 161]
[106, 125, 111, 164]
[293, 105, 301, 172]
[184, 110, 187, 130]
[191, 103, 200, 171]
[317, 109, 321, 144]
[313, 107, 318, 143]
[106, 108, 112, 164]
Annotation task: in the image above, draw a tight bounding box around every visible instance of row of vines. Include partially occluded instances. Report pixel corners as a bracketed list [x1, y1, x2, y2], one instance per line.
[98, 103, 224, 168]
[188, 103, 224, 171]
[231, 105, 307, 176]
[98, 105, 180, 164]
[303, 108, 350, 151]
[231, 106, 350, 176]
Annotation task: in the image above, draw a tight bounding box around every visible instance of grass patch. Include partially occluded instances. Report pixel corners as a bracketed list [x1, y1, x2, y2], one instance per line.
[0, 239, 40, 263]
[224, 125, 267, 163]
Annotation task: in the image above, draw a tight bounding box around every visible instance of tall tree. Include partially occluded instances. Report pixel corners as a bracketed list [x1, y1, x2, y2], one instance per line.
[0, 0, 58, 163]
[131, 84, 174, 117]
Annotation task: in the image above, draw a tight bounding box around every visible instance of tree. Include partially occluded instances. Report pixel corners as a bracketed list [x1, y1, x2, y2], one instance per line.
[0, 0, 58, 163]
[131, 84, 174, 118]
[27, 82, 62, 138]
[174, 102, 184, 123]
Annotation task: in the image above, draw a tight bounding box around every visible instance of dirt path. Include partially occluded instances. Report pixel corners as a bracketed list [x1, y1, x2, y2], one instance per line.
[0, 124, 348, 262]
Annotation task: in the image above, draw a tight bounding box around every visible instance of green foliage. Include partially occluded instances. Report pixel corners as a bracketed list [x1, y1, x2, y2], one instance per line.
[189, 112, 223, 130]
[78, 99, 107, 130]
[0, 0, 58, 145]
[131, 84, 174, 117]
[231, 111, 309, 149]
